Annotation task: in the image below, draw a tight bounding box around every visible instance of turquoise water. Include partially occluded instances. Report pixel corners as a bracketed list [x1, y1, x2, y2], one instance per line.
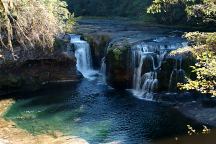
[4, 78, 206, 144]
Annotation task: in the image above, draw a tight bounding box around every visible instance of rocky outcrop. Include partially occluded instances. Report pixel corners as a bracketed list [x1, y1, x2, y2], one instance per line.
[158, 51, 196, 92]
[82, 34, 111, 68]
[0, 36, 80, 96]
[0, 56, 79, 96]
[106, 40, 133, 89]
[104, 39, 196, 92]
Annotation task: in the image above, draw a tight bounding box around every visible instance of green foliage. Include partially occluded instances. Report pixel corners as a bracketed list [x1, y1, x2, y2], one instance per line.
[148, 0, 216, 25]
[186, 0, 216, 24]
[179, 32, 216, 96]
[185, 32, 216, 49]
[65, 0, 152, 18]
[180, 51, 216, 96]
[147, 0, 198, 24]
[42, 0, 75, 32]
[187, 125, 211, 135]
[0, 0, 74, 60]
[113, 48, 122, 61]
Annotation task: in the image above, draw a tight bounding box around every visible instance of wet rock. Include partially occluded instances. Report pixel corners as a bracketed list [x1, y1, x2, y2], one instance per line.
[0, 57, 79, 95]
[141, 54, 155, 75]
[158, 58, 176, 91]
[158, 51, 196, 92]
[106, 40, 133, 89]
[83, 34, 111, 69]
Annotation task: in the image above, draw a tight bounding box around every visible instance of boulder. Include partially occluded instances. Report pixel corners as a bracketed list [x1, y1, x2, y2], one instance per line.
[106, 40, 133, 89]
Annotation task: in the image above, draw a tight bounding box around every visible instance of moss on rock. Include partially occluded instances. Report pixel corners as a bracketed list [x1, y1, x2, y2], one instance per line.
[106, 40, 133, 89]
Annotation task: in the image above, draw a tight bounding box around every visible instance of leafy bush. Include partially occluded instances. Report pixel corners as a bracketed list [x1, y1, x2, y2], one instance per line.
[147, 0, 187, 24]
[179, 32, 216, 96]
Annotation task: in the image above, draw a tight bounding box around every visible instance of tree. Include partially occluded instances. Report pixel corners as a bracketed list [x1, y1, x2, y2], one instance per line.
[148, 0, 216, 25]
[65, 0, 152, 17]
[179, 32, 216, 96]
[0, 0, 74, 61]
[186, 0, 216, 25]
[147, 0, 195, 24]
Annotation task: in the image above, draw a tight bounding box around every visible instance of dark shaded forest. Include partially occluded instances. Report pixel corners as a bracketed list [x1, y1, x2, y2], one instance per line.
[66, 0, 152, 17]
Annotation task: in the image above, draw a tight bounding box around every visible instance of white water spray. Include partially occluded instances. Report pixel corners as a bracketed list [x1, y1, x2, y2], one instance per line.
[131, 37, 187, 100]
[131, 43, 159, 100]
[100, 57, 107, 83]
[69, 34, 97, 79]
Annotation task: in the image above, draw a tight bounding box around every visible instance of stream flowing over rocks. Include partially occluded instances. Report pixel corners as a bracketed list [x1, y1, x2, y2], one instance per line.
[69, 34, 98, 80]
[74, 19, 194, 101]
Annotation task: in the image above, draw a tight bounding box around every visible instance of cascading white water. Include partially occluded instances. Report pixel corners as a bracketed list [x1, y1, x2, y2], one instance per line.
[168, 58, 186, 92]
[131, 37, 187, 100]
[132, 43, 160, 100]
[69, 34, 97, 79]
[100, 57, 107, 83]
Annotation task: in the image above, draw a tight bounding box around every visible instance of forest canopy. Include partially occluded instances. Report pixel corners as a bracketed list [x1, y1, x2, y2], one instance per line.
[65, 0, 152, 17]
[147, 0, 216, 25]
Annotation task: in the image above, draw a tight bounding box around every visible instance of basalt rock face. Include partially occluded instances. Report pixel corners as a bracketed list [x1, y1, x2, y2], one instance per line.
[82, 34, 111, 69]
[106, 41, 133, 89]
[0, 56, 79, 96]
[0, 37, 80, 96]
[158, 51, 196, 92]
[158, 57, 177, 91]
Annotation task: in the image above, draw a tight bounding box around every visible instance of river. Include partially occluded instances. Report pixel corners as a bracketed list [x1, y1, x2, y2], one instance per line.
[4, 78, 204, 144]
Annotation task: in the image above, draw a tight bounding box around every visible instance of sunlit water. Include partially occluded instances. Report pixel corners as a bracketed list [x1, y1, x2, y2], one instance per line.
[4, 78, 212, 144]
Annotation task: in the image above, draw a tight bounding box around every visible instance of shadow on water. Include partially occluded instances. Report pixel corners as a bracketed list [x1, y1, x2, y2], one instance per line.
[3, 79, 216, 144]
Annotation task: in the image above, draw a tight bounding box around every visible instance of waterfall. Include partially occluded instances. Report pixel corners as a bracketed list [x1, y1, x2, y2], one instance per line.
[98, 57, 107, 84]
[69, 34, 97, 79]
[131, 43, 160, 100]
[131, 37, 187, 100]
[169, 58, 186, 92]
